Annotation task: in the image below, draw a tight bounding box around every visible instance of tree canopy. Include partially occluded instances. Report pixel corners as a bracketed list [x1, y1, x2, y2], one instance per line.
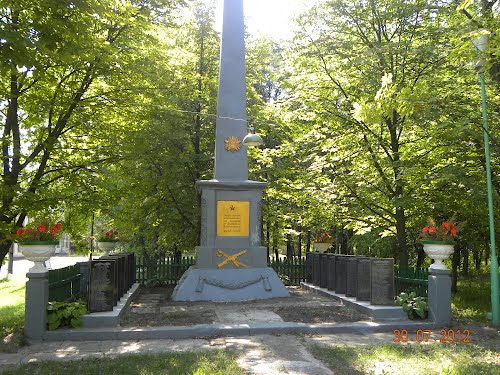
[1, 0, 499, 269]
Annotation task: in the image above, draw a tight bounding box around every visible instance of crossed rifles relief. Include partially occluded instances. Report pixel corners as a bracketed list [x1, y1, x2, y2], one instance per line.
[216, 249, 248, 268]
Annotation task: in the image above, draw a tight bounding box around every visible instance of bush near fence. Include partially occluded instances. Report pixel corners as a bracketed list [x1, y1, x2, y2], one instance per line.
[48, 264, 82, 302]
[394, 266, 428, 298]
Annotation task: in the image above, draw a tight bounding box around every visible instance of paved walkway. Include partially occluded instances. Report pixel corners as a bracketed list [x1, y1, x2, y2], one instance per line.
[0, 332, 396, 374]
[1, 255, 90, 279]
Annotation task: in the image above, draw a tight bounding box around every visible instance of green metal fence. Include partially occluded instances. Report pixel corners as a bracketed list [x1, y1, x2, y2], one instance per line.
[134, 255, 307, 286]
[48, 264, 82, 302]
[394, 266, 428, 297]
[135, 255, 196, 285]
[268, 256, 306, 286]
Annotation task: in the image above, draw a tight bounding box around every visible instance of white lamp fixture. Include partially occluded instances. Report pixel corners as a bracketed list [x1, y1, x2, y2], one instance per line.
[242, 125, 264, 147]
[472, 30, 489, 52]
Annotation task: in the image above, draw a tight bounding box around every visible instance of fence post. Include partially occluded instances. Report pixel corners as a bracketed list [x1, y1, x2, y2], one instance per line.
[25, 268, 49, 340]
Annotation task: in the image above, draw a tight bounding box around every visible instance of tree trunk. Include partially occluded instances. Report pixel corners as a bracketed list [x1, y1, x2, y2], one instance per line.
[474, 248, 482, 271]
[266, 220, 270, 259]
[0, 241, 11, 274]
[416, 245, 425, 268]
[451, 245, 460, 294]
[298, 232, 302, 257]
[462, 242, 469, 277]
[286, 234, 293, 258]
[395, 207, 408, 267]
[306, 230, 311, 252]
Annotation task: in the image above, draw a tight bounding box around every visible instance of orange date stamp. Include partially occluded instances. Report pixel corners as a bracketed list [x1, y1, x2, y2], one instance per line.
[393, 329, 471, 343]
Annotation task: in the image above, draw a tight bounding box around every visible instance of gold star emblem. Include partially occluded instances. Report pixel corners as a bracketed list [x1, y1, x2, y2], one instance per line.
[224, 136, 241, 152]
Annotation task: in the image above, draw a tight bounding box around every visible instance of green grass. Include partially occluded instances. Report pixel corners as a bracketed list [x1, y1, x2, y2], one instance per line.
[0, 273, 26, 351]
[1, 350, 245, 375]
[309, 342, 499, 375]
[452, 272, 492, 324]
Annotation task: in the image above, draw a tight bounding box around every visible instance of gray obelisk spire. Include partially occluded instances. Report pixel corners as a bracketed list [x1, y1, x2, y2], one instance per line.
[214, 0, 248, 181]
[172, 0, 288, 302]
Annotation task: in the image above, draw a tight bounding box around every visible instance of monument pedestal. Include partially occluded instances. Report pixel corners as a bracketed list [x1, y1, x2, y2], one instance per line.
[172, 180, 289, 301]
[172, 267, 289, 301]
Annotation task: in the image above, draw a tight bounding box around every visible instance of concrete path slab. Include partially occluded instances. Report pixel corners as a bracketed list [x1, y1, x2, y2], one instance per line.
[0, 335, 336, 374]
[216, 309, 284, 324]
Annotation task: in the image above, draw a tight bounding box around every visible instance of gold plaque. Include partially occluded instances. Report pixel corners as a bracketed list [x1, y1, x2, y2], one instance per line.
[217, 201, 249, 237]
[224, 136, 241, 152]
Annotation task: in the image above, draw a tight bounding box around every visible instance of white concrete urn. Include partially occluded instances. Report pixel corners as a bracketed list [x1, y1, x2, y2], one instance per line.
[19, 241, 58, 272]
[421, 241, 455, 270]
[97, 241, 118, 254]
[313, 242, 332, 253]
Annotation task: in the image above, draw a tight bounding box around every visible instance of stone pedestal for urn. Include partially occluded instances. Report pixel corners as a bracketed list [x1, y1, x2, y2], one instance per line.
[422, 241, 454, 325]
[20, 242, 56, 340]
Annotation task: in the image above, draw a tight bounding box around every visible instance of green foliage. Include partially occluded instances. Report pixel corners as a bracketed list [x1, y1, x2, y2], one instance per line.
[0, 0, 186, 265]
[396, 292, 428, 320]
[452, 271, 491, 323]
[46, 300, 87, 330]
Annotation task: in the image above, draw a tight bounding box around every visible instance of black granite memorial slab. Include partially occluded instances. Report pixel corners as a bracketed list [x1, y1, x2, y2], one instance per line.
[128, 252, 136, 286]
[345, 256, 357, 297]
[91, 255, 120, 306]
[356, 257, 371, 301]
[327, 254, 336, 291]
[89, 260, 117, 312]
[370, 258, 395, 305]
[312, 252, 320, 286]
[99, 256, 121, 300]
[319, 253, 328, 288]
[335, 255, 347, 294]
[110, 254, 128, 297]
[305, 252, 313, 283]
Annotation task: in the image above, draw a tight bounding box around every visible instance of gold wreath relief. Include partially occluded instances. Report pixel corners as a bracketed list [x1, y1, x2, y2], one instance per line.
[224, 136, 241, 152]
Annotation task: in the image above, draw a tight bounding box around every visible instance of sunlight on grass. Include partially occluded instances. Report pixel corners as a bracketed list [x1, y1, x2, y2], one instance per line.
[309, 343, 499, 375]
[0, 274, 26, 338]
[1, 350, 245, 375]
[452, 272, 491, 324]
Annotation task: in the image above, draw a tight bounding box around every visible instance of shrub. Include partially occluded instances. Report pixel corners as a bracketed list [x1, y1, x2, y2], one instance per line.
[46, 299, 87, 330]
[396, 292, 428, 319]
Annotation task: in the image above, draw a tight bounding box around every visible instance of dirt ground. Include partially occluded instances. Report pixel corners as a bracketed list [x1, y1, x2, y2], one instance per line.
[121, 285, 368, 327]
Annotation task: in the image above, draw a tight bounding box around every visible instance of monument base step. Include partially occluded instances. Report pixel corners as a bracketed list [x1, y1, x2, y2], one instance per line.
[172, 266, 289, 302]
[301, 282, 409, 322]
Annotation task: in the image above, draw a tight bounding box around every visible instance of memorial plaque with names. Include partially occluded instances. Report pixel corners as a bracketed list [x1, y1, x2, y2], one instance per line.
[345, 256, 357, 297]
[370, 258, 395, 305]
[356, 257, 371, 301]
[327, 254, 336, 291]
[216, 200, 249, 237]
[305, 252, 313, 283]
[89, 260, 116, 312]
[121, 252, 134, 289]
[128, 253, 136, 286]
[110, 254, 128, 297]
[99, 256, 121, 301]
[319, 253, 328, 288]
[312, 252, 320, 286]
[335, 255, 347, 294]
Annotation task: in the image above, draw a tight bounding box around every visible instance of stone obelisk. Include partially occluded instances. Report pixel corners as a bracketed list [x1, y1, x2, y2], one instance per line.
[172, 0, 288, 301]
